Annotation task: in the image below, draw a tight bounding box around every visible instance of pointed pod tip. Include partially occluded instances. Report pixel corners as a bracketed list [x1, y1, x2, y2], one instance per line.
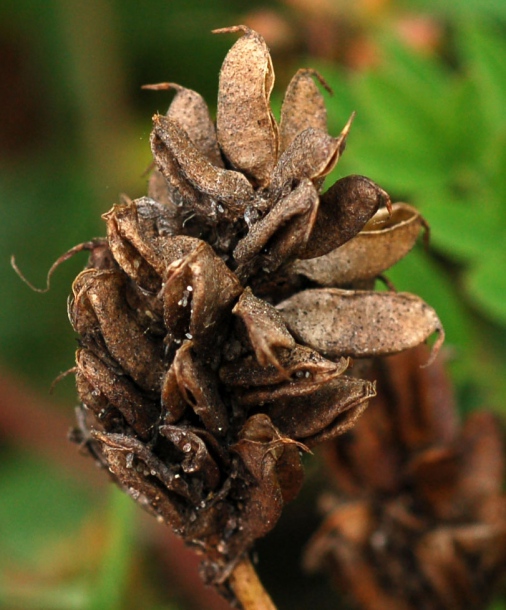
[297, 68, 333, 95]
[212, 25, 252, 36]
[383, 192, 393, 215]
[142, 82, 183, 92]
[421, 325, 446, 368]
[334, 112, 356, 153]
[342, 112, 356, 135]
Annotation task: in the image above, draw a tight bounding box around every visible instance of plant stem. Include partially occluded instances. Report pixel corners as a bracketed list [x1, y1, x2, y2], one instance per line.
[229, 556, 278, 610]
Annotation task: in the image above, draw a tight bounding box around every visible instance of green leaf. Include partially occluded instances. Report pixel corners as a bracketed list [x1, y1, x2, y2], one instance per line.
[421, 193, 503, 262]
[87, 487, 137, 610]
[456, 22, 506, 132]
[0, 450, 94, 569]
[466, 242, 506, 325]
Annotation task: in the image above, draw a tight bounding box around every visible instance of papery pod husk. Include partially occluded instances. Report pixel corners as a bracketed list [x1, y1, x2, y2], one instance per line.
[271, 119, 352, 196]
[292, 203, 425, 284]
[70, 268, 165, 392]
[233, 178, 319, 277]
[161, 83, 224, 167]
[299, 175, 391, 260]
[279, 69, 329, 154]
[215, 25, 277, 186]
[277, 288, 444, 362]
[152, 114, 254, 220]
[230, 414, 305, 541]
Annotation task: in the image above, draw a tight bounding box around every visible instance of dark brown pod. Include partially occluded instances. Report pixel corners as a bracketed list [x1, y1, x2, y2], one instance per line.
[299, 175, 391, 260]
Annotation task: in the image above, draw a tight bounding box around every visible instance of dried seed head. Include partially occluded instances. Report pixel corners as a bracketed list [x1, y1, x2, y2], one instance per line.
[67, 26, 445, 593]
[305, 346, 506, 610]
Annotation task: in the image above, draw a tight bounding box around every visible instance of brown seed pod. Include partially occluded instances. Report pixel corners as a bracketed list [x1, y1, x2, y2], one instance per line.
[233, 178, 319, 277]
[271, 118, 352, 195]
[76, 348, 159, 441]
[215, 25, 278, 186]
[277, 288, 444, 362]
[299, 175, 391, 260]
[292, 203, 426, 284]
[152, 115, 254, 220]
[70, 269, 164, 392]
[304, 347, 506, 610]
[144, 82, 223, 167]
[279, 68, 329, 154]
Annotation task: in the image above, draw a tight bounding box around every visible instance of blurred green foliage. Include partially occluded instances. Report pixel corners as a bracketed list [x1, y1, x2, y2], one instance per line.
[320, 18, 506, 411]
[1, 1, 506, 608]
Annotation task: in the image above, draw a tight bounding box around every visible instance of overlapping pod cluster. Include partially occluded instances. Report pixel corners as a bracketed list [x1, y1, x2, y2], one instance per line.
[305, 345, 506, 610]
[69, 26, 443, 586]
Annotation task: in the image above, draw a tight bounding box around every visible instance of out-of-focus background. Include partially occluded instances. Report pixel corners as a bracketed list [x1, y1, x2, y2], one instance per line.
[1, 1, 506, 608]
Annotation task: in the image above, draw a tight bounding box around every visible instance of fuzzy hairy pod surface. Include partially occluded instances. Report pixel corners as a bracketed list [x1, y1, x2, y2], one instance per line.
[68, 26, 444, 594]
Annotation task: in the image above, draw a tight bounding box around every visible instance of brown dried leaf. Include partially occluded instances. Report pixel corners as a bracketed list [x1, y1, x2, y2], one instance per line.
[170, 341, 229, 436]
[232, 287, 294, 372]
[277, 288, 444, 362]
[458, 411, 505, 508]
[328, 390, 403, 496]
[416, 527, 483, 609]
[152, 115, 254, 220]
[103, 197, 186, 287]
[408, 446, 463, 521]
[160, 361, 187, 424]
[147, 169, 177, 208]
[304, 502, 411, 610]
[279, 69, 329, 154]
[325, 345, 459, 497]
[150, 130, 204, 213]
[254, 375, 374, 445]
[220, 343, 347, 388]
[104, 205, 161, 292]
[384, 345, 458, 452]
[231, 414, 304, 539]
[299, 175, 391, 260]
[293, 203, 425, 284]
[215, 25, 278, 186]
[91, 430, 194, 530]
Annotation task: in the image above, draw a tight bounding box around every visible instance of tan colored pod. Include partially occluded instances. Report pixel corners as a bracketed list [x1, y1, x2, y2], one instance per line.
[215, 25, 278, 187]
[144, 82, 223, 167]
[277, 288, 444, 362]
[153, 114, 254, 219]
[272, 114, 354, 194]
[279, 68, 329, 154]
[293, 202, 425, 283]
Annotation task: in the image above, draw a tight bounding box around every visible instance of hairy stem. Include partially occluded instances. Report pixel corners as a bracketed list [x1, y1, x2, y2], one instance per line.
[229, 556, 277, 610]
